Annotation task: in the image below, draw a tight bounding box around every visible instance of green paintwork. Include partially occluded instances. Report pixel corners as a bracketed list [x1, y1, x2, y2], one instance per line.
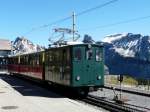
[71, 44, 104, 87]
[44, 44, 104, 88]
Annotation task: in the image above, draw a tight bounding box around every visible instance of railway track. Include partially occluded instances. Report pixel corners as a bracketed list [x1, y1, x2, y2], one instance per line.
[82, 95, 149, 112]
[104, 85, 150, 97]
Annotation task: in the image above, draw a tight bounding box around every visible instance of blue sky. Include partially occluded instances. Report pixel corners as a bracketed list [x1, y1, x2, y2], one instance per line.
[0, 0, 150, 46]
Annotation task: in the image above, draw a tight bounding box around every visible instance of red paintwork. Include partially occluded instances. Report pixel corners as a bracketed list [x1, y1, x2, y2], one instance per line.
[8, 64, 20, 73]
[8, 64, 43, 80]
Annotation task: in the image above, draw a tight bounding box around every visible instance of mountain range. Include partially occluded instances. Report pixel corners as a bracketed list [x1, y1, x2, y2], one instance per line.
[100, 33, 150, 79]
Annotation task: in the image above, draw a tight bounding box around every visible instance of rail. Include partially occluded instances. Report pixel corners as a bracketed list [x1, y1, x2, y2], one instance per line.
[82, 95, 149, 112]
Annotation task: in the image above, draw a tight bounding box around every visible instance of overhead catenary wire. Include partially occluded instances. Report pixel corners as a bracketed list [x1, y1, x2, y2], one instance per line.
[23, 0, 118, 36]
[76, 0, 118, 16]
[80, 15, 150, 31]
[24, 16, 72, 36]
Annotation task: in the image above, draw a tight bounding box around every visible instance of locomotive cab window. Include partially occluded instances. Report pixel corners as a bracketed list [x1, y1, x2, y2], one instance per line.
[86, 49, 93, 60]
[74, 48, 81, 61]
[96, 50, 102, 61]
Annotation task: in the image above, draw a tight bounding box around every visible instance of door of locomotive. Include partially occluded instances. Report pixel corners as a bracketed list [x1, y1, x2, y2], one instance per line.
[83, 45, 95, 84]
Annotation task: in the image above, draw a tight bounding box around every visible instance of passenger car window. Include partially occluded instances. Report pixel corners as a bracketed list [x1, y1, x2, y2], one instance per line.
[96, 50, 102, 61]
[74, 48, 81, 61]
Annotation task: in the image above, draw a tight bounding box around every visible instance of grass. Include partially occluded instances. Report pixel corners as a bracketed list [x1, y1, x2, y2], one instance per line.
[105, 75, 138, 86]
[122, 75, 138, 86]
[105, 75, 150, 90]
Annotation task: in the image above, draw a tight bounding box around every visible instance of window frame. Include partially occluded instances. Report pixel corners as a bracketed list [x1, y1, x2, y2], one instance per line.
[95, 49, 102, 61]
[86, 49, 93, 60]
[74, 48, 82, 61]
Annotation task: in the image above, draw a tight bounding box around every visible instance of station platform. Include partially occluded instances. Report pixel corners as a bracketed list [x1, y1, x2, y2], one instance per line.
[0, 75, 42, 112]
[0, 73, 103, 112]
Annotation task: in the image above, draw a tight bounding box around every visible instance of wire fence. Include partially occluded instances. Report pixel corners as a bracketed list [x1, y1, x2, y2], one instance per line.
[105, 75, 150, 91]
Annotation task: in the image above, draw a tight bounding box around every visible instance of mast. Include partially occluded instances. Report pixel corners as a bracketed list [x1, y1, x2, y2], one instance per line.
[72, 12, 75, 41]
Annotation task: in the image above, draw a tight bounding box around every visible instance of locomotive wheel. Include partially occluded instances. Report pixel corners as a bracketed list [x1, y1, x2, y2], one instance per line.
[9, 72, 13, 75]
[77, 88, 89, 98]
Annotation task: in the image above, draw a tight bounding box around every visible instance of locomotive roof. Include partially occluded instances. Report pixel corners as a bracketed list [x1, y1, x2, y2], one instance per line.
[46, 43, 103, 51]
[9, 43, 103, 57]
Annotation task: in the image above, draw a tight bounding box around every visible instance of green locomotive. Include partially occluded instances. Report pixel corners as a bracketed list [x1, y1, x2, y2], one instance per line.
[45, 44, 104, 95]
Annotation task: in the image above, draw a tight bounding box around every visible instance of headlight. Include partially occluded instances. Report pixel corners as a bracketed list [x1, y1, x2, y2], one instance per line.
[76, 76, 80, 81]
[97, 75, 101, 80]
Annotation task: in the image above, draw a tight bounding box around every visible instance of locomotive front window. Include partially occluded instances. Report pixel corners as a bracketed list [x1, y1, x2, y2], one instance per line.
[74, 48, 81, 61]
[96, 50, 102, 61]
[86, 49, 93, 60]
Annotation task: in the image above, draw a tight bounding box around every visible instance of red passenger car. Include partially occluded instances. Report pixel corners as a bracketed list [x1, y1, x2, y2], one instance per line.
[8, 52, 45, 80]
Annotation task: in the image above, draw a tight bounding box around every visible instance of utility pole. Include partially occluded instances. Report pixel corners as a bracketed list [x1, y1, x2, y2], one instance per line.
[72, 12, 75, 41]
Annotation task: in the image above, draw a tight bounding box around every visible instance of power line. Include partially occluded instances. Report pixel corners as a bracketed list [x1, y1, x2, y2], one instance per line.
[24, 16, 71, 36]
[80, 15, 150, 31]
[76, 0, 118, 16]
[23, 0, 118, 36]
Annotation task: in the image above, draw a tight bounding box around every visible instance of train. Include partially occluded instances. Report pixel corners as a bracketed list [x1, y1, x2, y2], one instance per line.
[8, 43, 104, 96]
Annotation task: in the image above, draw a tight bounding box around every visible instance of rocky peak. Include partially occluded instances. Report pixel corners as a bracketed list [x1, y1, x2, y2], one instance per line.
[12, 37, 44, 55]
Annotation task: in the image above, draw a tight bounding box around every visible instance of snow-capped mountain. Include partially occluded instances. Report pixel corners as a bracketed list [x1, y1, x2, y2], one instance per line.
[98, 33, 150, 79]
[13, 37, 44, 55]
[102, 33, 150, 61]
